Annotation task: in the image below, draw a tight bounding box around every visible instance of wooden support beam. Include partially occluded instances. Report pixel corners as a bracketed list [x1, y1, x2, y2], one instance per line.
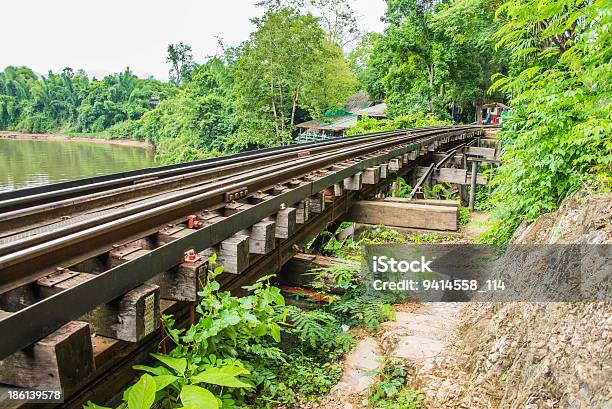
[384, 197, 460, 219]
[37, 270, 161, 342]
[333, 182, 344, 197]
[466, 146, 496, 159]
[363, 166, 381, 185]
[347, 200, 458, 231]
[308, 193, 325, 213]
[343, 172, 363, 191]
[388, 158, 401, 172]
[380, 163, 388, 179]
[247, 220, 276, 255]
[148, 258, 208, 302]
[295, 199, 310, 224]
[0, 321, 94, 391]
[416, 166, 487, 185]
[274, 207, 297, 239]
[218, 234, 250, 274]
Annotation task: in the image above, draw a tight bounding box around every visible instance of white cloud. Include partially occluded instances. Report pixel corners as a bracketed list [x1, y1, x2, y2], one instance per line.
[1, 1, 386, 80]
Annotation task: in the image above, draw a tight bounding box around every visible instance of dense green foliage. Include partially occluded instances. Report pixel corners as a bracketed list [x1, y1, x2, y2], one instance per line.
[0, 66, 172, 134]
[350, 0, 505, 122]
[480, 0, 611, 243]
[344, 112, 450, 136]
[85, 253, 393, 409]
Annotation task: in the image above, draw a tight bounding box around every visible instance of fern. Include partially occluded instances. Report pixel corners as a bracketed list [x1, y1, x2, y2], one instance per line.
[288, 308, 338, 348]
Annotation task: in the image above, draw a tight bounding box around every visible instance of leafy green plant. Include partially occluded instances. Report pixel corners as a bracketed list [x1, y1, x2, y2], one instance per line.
[359, 226, 406, 245]
[368, 358, 424, 409]
[407, 233, 453, 244]
[459, 206, 470, 225]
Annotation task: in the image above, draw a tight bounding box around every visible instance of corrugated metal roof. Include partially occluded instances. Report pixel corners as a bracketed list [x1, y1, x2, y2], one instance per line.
[295, 115, 358, 131]
[356, 103, 387, 117]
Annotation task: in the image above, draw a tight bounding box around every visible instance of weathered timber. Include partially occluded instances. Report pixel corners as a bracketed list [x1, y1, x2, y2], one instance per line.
[308, 193, 325, 213]
[466, 146, 495, 159]
[147, 258, 207, 302]
[384, 197, 460, 218]
[37, 272, 160, 342]
[347, 200, 458, 231]
[0, 321, 94, 391]
[218, 234, 250, 274]
[388, 158, 401, 172]
[343, 172, 363, 191]
[416, 167, 487, 185]
[274, 207, 297, 238]
[333, 183, 343, 197]
[295, 199, 310, 224]
[244, 220, 276, 255]
[363, 167, 381, 185]
[380, 163, 388, 178]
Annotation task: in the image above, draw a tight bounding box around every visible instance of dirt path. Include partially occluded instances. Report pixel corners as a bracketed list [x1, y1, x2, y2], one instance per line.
[301, 303, 462, 409]
[0, 131, 154, 149]
[301, 214, 490, 409]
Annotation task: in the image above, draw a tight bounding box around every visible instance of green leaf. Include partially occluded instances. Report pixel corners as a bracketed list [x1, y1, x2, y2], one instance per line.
[151, 353, 187, 375]
[269, 322, 281, 342]
[190, 366, 252, 388]
[152, 375, 178, 391]
[180, 385, 218, 409]
[127, 374, 156, 409]
[133, 364, 172, 376]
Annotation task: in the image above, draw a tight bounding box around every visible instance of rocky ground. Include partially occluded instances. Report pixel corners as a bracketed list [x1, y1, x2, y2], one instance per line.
[298, 189, 611, 409]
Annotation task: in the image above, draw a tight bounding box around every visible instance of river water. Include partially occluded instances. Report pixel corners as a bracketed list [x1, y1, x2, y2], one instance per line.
[0, 138, 156, 192]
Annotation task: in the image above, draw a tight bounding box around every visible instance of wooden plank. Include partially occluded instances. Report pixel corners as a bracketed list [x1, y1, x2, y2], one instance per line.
[295, 199, 310, 224]
[38, 273, 161, 342]
[362, 167, 381, 185]
[466, 146, 496, 159]
[0, 321, 94, 391]
[379, 163, 388, 179]
[384, 197, 460, 208]
[274, 207, 297, 239]
[343, 172, 363, 191]
[333, 182, 343, 197]
[147, 258, 208, 301]
[347, 200, 458, 231]
[247, 220, 276, 255]
[218, 234, 250, 274]
[308, 193, 325, 214]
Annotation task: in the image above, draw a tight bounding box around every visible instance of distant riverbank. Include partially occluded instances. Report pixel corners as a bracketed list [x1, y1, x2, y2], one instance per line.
[0, 131, 154, 150]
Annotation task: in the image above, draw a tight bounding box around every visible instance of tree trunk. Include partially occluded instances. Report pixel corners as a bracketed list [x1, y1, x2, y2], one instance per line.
[291, 88, 299, 127]
[270, 80, 279, 134]
[278, 79, 285, 131]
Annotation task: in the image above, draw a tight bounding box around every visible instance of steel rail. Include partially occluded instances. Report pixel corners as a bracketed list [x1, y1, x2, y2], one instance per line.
[0, 128, 423, 211]
[0, 126, 481, 359]
[0, 129, 438, 256]
[0, 127, 473, 292]
[0, 127, 451, 234]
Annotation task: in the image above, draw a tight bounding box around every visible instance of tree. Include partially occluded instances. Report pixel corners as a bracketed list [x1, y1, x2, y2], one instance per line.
[166, 42, 196, 85]
[257, 0, 361, 51]
[357, 0, 498, 122]
[234, 8, 357, 143]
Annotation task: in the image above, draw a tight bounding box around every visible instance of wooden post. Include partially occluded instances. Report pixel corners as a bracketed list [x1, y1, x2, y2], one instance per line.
[38, 272, 161, 342]
[0, 321, 94, 390]
[469, 160, 478, 211]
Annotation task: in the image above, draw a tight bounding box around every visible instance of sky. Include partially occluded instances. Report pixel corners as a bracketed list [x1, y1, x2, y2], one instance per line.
[1, 0, 386, 80]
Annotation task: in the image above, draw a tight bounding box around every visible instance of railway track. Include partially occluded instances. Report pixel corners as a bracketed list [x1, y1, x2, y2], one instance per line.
[0, 125, 482, 364]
